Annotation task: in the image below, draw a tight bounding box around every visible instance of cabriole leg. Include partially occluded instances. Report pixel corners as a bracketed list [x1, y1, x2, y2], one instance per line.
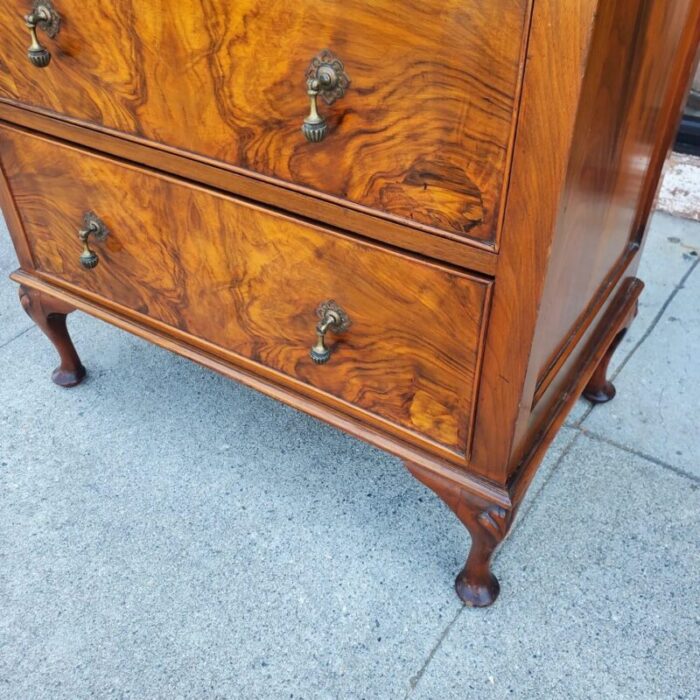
[405, 461, 515, 607]
[19, 285, 86, 387]
[582, 327, 628, 404]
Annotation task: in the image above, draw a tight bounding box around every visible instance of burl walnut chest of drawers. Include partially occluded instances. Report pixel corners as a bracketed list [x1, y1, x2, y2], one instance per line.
[1, 0, 698, 606]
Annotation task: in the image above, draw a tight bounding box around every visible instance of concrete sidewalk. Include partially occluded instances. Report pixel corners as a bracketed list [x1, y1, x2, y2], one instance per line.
[1, 211, 698, 699]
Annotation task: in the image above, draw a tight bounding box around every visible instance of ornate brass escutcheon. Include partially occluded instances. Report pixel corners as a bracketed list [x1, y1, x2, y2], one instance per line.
[24, 0, 61, 68]
[78, 211, 109, 270]
[302, 50, 350, 143]
[310, 300, 351, 364]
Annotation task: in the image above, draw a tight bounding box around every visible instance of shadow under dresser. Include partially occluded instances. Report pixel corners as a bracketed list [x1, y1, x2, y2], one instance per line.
[0, 0, 698, 605]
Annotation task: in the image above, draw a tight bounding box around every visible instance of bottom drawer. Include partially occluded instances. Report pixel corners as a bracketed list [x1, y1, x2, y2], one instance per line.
[0, 124, 491, 456]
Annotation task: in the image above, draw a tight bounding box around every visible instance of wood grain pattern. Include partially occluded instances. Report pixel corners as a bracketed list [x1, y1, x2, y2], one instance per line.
[471, 0, 700, 482]
[512, 0, 700, 469]
[530, 0, 700, 392]
[507, 277, 644, 507]
[0, 0, 697, 606]
[469, 0, 601, 481]
[0, 123, 490, 453]
[0, 0, 530, 243]
[531, 244, 637, 407]
[11, 268, 513, 510]
[0, 101, 499, 277]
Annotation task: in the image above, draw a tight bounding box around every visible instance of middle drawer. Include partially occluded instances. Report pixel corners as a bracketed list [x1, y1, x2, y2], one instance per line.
[1, 125, 492, 457]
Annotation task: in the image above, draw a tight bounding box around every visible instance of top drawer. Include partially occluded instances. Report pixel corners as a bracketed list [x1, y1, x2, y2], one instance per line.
[0, 0, 530, 245]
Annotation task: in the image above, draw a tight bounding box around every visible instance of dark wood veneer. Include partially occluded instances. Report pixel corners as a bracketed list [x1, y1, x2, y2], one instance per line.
[18, 284, 85, 386]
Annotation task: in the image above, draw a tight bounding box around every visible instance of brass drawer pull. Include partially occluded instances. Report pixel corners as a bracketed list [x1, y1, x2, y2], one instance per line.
[78, 211, 109, 269]
[310, 300, 351, 364]
[24, 0, 61, 68]
[302, 50, 350, 143]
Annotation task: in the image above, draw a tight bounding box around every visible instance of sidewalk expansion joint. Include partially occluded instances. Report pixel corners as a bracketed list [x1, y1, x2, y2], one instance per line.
[578, 428, 700, 485]
[0, 325, 33, 351]
[611, 255, 699, 384]
[405, 606, 463, 698]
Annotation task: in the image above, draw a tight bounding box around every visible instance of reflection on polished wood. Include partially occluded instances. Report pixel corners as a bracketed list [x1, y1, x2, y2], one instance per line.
[0, 0, 530, 242]
[0, 124, 490, 456]
[0, 0, 698, 605]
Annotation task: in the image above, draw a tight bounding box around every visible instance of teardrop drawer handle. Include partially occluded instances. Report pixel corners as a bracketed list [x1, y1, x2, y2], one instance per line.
[78, 212, 109, 270]
[310, 300, 352, 364]
[24, 0, 61, 68]
[302, 50, 350, 143]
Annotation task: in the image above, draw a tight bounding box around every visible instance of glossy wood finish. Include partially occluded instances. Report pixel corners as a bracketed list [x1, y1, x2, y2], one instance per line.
[1, 0, 698, 607]
[472, 0, 700, 483]
[0, 0, 531, 244]
[406, 459, 516, 607]
[469, 0, 601, 481]
[18, 284, 85, 386]
[582, 329, 626, 404]
[0, 102, 499, 277]
[583, 300, 638, 405]
[11, 268, 511, 513]
[0, 124, 490, 455]
[508, 277, 644, 507]
[530, 0, 700, 394]
[511, 0, 700, 474]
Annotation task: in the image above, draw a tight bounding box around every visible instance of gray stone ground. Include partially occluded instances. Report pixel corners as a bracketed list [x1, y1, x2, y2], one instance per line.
[0, 211, 698, 699]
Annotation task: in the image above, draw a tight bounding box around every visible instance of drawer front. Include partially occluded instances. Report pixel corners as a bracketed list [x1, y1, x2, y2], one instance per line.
[0, 0, 529, 244]
[0, 126, 491, 455]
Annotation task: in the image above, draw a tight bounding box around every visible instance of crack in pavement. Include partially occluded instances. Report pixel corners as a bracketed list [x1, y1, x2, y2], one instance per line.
[0, 324, 33, 351]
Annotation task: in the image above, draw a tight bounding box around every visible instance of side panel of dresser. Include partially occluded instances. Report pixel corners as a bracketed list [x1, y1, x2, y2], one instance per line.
[0, 123, 491, 459]
[469, 0, 600, 482]
[471, 0, 700, 485]
[516, 0, 700, 483]
[529, 0, 700, 403]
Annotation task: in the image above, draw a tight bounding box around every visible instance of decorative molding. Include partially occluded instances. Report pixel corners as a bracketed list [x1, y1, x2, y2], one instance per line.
[477, 505, 509, 539]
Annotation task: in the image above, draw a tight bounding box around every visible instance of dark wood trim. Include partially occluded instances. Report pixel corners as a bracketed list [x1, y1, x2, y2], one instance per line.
[18, 284, 86, 387]
[582, 323, 631, 404]
[532, 243, 638, 407]
[0, 101, 499, 276]
[405, 460, 517, 607]
[0, 120, 496, 290]
[492, 0, 537, 255]
[466, 282, 495, 458]
[504, 0, 700, 479]
[469, 0, 600, 482]
[508, 277, 643, 505]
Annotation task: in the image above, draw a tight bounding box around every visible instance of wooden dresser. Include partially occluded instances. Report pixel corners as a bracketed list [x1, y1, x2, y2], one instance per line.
[1, 1, 698, 606]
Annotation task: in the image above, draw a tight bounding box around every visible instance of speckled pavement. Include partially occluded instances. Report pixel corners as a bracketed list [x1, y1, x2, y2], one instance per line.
[1, 210, 698, 699]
